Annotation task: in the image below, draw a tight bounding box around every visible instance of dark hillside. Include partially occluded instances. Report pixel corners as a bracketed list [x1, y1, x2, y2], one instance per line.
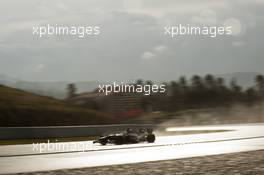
[0, 85, 112, 126]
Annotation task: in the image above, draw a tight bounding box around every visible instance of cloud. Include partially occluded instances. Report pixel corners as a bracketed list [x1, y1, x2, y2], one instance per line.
[141, 51, 155, 60]
[0, 0, 264, 81]
[154, 45, 167, 53]
[141, 45, 168, 60]
[33, 64, 45, 72]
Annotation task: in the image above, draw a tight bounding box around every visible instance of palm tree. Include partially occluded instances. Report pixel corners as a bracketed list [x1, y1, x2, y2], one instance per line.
[204, 74, 215, 89]
[255, 75, 264, 94]
[145, 80, 153, 86]
[216, 77, 224, 87]
[215, 77, 226, 93]
[179, 76, 187, 87]
[230, 78, 242, 93]
[246, 87, 256, 96]
[170, 81, 180, 97]
[170, 81, 179, 88]
[136, 79, 144, 85]
[178, 76, 188, 94]
[67, 83, 77, 98]
[191, 75, 203, 90]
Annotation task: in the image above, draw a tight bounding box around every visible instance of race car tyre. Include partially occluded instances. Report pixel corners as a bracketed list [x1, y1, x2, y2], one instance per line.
[146, 134, 155, 143]
[99, 139, 107, 145]
[114, 137, 124, 145]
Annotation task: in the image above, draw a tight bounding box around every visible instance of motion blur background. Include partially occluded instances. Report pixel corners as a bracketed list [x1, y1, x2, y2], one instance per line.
[0, 0, 264, 127]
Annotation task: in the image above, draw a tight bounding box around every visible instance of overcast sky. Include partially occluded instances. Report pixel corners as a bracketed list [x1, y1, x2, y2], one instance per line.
[0, 0, 263, 82]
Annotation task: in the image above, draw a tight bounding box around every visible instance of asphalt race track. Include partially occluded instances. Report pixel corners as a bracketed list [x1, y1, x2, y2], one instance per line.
[0, 123, 264, 174]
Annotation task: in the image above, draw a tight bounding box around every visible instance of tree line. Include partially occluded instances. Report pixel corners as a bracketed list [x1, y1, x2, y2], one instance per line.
[65, 74, 264, 112]
[140, 74, 264, 112]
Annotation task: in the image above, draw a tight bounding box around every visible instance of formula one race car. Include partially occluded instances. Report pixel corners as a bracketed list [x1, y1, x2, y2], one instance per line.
[93, 128, 155, 145]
